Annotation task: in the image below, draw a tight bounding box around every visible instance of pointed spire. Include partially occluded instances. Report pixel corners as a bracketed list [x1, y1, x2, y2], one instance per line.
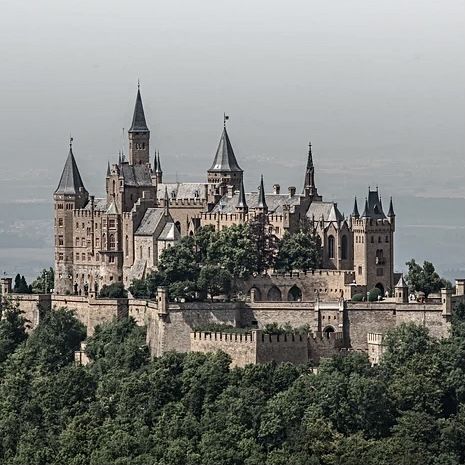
[236, 178, 248, 212]
[352, 197, 360, 217]
[388, 196, 395, 217]
[106, 161, 110, 177]
[302, 141, 319, 198]
[156, 151, 162, 173]
[209, 126, 242, 172]
[361, 197, 369, 218]
[396, 274, 407, 288]
[129, 84, 149, 133]
[257, 175, 268, 210]
[152, 151, 157, 173]
[164, 186, 169, 216]
[118, 151, 122, 165]
[55, 139, 87, 195]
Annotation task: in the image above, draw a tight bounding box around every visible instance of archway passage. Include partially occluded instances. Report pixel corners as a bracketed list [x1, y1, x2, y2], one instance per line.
[248, 286, 262, 302]
[287, 285, 302, 302]
[267, 285, 282, 302]
[375, 282, 385, 296]
[323, 326, 335, 339]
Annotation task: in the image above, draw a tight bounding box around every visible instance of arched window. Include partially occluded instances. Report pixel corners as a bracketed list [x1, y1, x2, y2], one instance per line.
[125, 235, 129, 256]
[109, 234, 115, 250]
[288, 285, 302, 302]
[139, 245, 143, 259]
[341, 235, 348, 260]
[267, 286, 282, 302]
[102, 233, 106, 249]
[328, 235, 335, 259]
[175, 221, 181, 234]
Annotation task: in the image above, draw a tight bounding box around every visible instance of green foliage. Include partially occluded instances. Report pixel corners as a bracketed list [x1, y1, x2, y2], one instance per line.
[0, 301, 28, 363]
[192, 323, 251, 334]
[368, 287, 382, 302]
[98, 282, 128, 298]
[13, 273, 31, 294]
[263, 322, 310, 335]
[351, 293, 364, 302]
[275, 230, 322, 272]
[4, 310, 465, 463]
[405, 259, 450, 296]
[31, 267, 55, 294]
[198, 264, 233, 301]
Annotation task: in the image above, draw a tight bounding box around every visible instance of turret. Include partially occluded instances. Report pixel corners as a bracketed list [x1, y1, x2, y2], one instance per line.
[235, 178, 248, 215]
[155, 151, 163, 183]
[387, 196, 395, 231]
[395, 275, 408, 303]
[351, 197, 360, 219]
[255, 175, 268, 215]
[207, 117, 243, 192]
[128, 83, 150, 166]
[53, 139, 89, 295]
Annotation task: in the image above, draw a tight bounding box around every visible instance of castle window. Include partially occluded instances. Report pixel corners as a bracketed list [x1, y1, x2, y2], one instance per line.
[358, 266, 362, 275]
[385, 236, 389, 243]
[267, 286, 282, 302]
[58, 235, 64, 246]
[125, 235, 129, 256]
[58, 218, 63, 227]
[288, 285, 302, 302]
[328, 235, 335, 259]
[109, 256, 115, 263]
[75, 238, 79, 246]
[96, 238, 100, 247]
[148, 247, 151, 258]
[378, 236, 382, 243]
[76, 222, 79, 228]
[109, 219, 116, 228]
[371, 236, 374, 243]
[341, 235, 348, 260]
[139, 246, 143, 259]
[109, 234, 116, 250]
[96, 253, 100, 261]
[58, 252, 63, 261]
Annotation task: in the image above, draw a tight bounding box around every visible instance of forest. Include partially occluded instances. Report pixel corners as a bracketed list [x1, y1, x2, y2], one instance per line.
[1, 300, 465, 465]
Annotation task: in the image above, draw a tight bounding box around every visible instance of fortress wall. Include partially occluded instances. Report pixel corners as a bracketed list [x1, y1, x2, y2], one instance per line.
[5, 294, 50, 330]
[240, 303, 315, 329]
[241, 270, 355, 302]
[309, 331, 344, 364]
[256, 332, 308, 365]
[129, 299, 152, 326]
[51, 295, 128, 335]
[147, 303, 241, 356]
[346, 302, 450, 351]
[191, 332, 257, 367]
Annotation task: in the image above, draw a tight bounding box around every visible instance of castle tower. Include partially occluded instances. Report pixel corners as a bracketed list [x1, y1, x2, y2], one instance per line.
[302, 142, 322, 200]
[54, 139, 89, 294]
[351, 189, 395, 295]
[128, 84, 150, 166]
[155, 151, 163, 184]
[395, 275, 408, 303]
[207, 120, 243, 193]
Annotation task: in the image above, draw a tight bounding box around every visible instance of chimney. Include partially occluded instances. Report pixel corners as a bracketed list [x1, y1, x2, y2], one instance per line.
[288, 186, 296, 198]
[273, 184, 281, 194]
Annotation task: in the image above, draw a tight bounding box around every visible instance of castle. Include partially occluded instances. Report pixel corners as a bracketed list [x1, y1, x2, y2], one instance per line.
[53, 86, 396, 298]
[4, 85, 462, 368]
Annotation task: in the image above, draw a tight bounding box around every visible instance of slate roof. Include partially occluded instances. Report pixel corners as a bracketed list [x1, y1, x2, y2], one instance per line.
[365, 190, 386, 219]
[55, 148, 87, 195]
[83, 198, 107, 211]
[306, 201, 344, 223]
[396, 275, 408, 288]
[129, 88, 149, 132]
[157, 182, 207, 201]
[120, 163, 153, 187]
[135, 208, 165, 235]
[211, 192, 303, 215]
[158, 222, 178, 241]
[208, 127, 242, 172]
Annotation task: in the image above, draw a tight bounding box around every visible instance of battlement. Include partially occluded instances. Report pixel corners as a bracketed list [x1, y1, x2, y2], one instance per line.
[167, 198, 206, 207]
[269, 269, 355, 281]
[351, 217, 392, 228]
[192, 331, 256, 343]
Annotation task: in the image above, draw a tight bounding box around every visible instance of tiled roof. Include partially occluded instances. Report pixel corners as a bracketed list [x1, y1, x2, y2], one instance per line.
[158, 222, 178, 241]
[157, 182, 207, 201]
[83, 198, 107, 211]
[306, 201, 343, 223]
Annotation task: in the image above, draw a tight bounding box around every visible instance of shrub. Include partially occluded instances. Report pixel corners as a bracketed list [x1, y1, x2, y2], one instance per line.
[368, 288, 382, 302]
[351, 293, 364, 302]
[99, 282, 127, 299]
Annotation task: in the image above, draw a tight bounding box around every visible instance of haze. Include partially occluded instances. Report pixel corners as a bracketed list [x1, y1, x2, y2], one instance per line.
[0, 0, 464, 280]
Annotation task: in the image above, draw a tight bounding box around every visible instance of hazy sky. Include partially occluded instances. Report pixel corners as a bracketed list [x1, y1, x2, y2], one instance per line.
[0, 0, 464, 204]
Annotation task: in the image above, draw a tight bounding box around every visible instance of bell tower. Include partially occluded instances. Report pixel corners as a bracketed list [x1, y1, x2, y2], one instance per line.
[128, 83, 150, 165]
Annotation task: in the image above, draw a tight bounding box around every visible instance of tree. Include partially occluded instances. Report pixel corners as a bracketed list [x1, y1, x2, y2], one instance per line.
[0, 301, 28, 363]
[275, 230, 322, 272]
[405, 259, 450, 297]
[197, 265, 232, 302]
[13, 273, 31, 294]
[99, 282, 128, 298]
[31, 267, 55, 294]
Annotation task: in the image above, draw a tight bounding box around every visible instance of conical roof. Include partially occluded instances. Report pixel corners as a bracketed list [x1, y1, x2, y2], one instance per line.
[352, 197, 360, 217]
[257, 175, 267, 209]
[236, 178, 248, 210]
[361, 198, 369, 217]
[388, 197, 395, 217]
[208, 127, 242, 172]
[55, 145, 87, 195]
[129, 87, 149, 133]
[396, 275, 407, 288]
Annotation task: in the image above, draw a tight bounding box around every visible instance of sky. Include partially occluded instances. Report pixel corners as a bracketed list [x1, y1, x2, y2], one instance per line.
[0, 0, 464, 279]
